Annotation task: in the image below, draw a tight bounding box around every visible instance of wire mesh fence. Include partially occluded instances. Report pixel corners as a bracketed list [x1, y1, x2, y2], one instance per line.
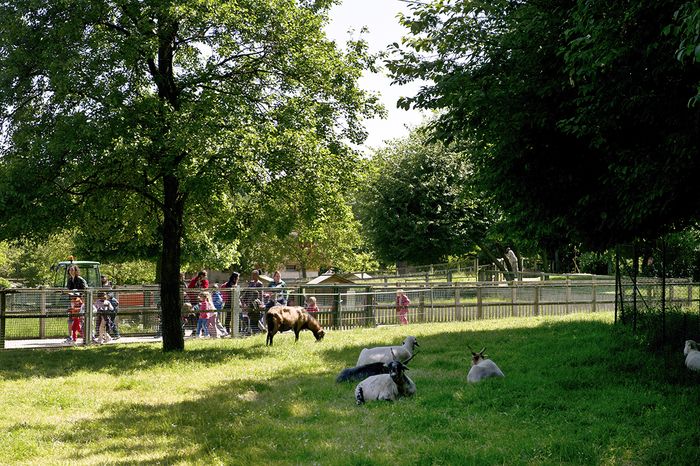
[1, 278, 698, 348]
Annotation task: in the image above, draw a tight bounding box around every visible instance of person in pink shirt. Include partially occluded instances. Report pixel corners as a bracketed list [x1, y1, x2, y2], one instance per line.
[396, 289, 410, 325]
[194, 292, 210, 338]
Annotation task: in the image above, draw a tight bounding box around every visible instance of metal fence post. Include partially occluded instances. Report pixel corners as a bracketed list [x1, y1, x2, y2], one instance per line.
[233, 286, 240, 338]
[0, 291, 5, 349]
[455, 287, 461, 322]
[40, 288, 47, 339]
[476, 285, 483, 320]
[364, 287, 373, 327]
[332, 287, 341, 329]
[84, 290, 93, 346]
[591, 276, 597, 313]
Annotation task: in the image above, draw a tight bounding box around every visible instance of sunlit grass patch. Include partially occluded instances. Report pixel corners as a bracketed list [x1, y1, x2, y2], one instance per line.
[0, 312, 698, 465]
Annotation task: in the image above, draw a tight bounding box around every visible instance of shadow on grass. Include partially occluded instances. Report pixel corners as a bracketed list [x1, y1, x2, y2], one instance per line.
[12, 317, 699, 464]
[0, 341, 269, 380]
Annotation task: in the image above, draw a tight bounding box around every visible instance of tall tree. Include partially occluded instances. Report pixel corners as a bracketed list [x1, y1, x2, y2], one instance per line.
[387, 0, 700, 251]
[0, 0, 378, 351]
[356, 128, 498, 266]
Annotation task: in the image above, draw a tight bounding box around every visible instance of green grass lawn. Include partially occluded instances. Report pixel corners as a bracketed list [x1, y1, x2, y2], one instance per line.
[1, 312, 698, 465]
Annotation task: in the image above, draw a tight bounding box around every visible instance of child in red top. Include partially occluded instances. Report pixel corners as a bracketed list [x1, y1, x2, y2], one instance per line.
[69, 296, 83, 342]
[305, 296, 319, 315]
[396, 289, 410, 325]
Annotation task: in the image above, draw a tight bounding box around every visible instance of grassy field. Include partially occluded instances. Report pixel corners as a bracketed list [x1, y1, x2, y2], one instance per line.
[1, 312, 698, 465]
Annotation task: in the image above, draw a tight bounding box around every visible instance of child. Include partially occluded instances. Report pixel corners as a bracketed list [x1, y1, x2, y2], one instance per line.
[68, 296, 83, 343]
[305, 296, 319, 315]
[94, 292, 114, 344]
[204, 292, 221, 338]
[194, 292, 210, 338]
[396, 289, 410, 325]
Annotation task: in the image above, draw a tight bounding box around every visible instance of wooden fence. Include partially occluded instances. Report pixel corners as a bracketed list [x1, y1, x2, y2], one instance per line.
[1, 279, 698, 347]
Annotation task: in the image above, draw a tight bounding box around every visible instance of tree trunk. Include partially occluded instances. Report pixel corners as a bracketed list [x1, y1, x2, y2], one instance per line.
[161, 173, 185, 351]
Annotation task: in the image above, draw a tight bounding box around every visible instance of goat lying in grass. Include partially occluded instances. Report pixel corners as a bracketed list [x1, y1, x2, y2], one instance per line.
[265, 305, 325, 346]
[337, 351, 419, 383]
[684, 340, 700, 372]
[336, 362, 391, 383]
[467, 346, 505, 383]
[355, 350, 416, 404]
[356, 336, 419, 366]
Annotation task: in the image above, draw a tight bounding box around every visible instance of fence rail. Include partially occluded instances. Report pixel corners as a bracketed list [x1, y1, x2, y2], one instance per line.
[1, 279, 698, 348]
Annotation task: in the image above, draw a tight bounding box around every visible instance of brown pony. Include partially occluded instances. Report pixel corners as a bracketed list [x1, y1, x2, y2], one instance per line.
[265, 305, 325, 346]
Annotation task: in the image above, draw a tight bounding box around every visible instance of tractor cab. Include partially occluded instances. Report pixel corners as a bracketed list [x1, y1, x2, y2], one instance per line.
[51, 259, 102, 288]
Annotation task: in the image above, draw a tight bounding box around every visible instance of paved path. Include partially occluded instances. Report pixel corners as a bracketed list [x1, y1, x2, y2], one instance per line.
[2, 335, 164, 350]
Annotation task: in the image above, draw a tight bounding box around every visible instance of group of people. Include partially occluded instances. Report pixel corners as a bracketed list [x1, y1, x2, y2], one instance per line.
[65, 265, 120, 344]
[182, 269, 321, 336]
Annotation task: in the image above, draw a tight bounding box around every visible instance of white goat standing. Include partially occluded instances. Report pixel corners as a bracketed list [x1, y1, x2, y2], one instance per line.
[356, 336, 419, 366]
[684, 340, 700, 372]
[467, 347, 505, 383]
[355, 350, 416, 404]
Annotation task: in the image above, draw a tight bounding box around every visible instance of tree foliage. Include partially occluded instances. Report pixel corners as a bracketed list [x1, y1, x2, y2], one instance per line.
[0, 0, 379, 350]
[388, 0, 700, 252]
[357, 128, 496, 266]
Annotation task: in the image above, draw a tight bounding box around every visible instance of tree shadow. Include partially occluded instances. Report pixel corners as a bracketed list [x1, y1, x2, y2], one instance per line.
[6, 317, 700, 464]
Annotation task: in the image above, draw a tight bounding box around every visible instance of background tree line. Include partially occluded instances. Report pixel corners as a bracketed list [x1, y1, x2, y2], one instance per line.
[1, 0, 699, 350]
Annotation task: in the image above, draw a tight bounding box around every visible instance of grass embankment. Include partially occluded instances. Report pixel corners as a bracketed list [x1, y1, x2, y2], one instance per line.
[0, 312, 698, 465]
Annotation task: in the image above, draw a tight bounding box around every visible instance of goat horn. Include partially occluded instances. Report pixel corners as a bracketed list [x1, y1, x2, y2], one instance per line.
[479, 347, 486, 355]
[467, 344, 477, 356]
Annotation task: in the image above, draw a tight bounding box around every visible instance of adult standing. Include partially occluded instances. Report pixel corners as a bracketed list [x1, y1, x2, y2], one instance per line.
[188, 270, 209, 290]
[264, 270, 287, 311]
[67, 265, 88, 290]
[187, 270, 209, 303]
[241, 270, 264, 334]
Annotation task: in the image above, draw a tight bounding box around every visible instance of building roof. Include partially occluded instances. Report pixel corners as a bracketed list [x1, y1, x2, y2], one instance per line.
[305, 273, 356, 285]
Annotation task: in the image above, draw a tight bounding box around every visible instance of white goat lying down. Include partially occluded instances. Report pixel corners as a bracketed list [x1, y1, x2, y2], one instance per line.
[684, 340, 700, 372]
[356, 336, 419, 366]
[467, 347, 505, 383]
[355, 350, 416, 404]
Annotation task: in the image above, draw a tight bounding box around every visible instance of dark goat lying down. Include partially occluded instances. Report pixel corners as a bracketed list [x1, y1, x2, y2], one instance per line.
[336, 362, 391, 383]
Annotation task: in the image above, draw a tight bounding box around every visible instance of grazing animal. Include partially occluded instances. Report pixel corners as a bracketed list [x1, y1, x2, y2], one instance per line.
[356, 336, 419, 366]
[467, 346, 505, 383]
[684, 340, 700, 372]
[265, 305, 325, 346]
[355, 350, 416, 404]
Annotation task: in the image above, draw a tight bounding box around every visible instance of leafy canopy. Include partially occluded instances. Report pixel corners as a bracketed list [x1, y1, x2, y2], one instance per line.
[388, 0, 700, 251]
[0, 0, 379, 350]
[357, 128, 496, 266]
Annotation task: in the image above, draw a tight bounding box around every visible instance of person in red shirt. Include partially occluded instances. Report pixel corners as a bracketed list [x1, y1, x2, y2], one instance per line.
[188, 270, 209, 291]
